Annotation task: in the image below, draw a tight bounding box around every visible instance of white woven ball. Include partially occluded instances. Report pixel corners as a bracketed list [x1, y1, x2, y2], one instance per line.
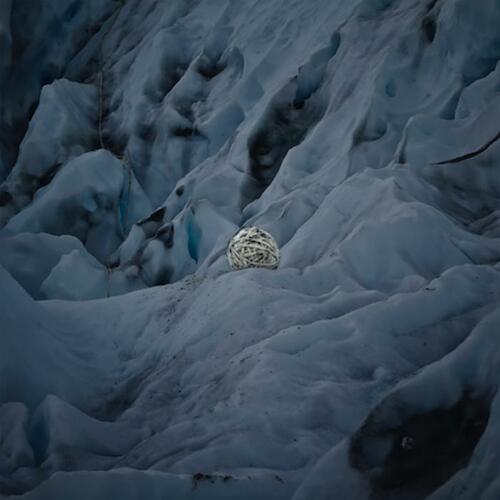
[227, 227, 280, 270]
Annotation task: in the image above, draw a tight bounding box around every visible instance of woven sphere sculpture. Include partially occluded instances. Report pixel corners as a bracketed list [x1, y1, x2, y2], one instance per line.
[227, 227, 280, 270]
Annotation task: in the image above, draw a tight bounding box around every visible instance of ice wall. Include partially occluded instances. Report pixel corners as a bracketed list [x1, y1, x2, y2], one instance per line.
[1, 0, 500, 498]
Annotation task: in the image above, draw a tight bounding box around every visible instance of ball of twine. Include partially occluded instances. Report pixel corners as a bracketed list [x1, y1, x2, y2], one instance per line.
[227, 227, 280, 270]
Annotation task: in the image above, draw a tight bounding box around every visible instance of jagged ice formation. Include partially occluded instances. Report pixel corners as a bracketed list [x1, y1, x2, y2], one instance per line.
[1, 0, 500, 498]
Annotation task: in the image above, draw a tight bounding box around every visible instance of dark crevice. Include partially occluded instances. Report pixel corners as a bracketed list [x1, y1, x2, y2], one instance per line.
[134, 121, 157, 143]
[149, 267, 172, 286]
[37, 163, 63, 188]
[138, 206, 166, 225]
[3, 3, 121, 176]
[432, 131, 500, 165]
[4, 102, 40, 177]
[136, 238, 173, 286]
[244, 88, 324, 204]
[0, 160, 65, 222]
[463, 57, 500, 87]
[156, 223, 174, 248]
[426, 0, 440, 13]
[195, 54, 226, 80]
[0, 190, 13, 207]
[241, 33, 340, 206]
[170, 125, 200, 138]
[350, 391, 491, 499]
[421, 16, 436, 44]
[398, 149, 407, 164]
[100, 131, 127, 157]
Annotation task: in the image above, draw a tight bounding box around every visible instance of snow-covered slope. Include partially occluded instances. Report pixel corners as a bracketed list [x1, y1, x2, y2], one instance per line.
[1, 0, 500, 498]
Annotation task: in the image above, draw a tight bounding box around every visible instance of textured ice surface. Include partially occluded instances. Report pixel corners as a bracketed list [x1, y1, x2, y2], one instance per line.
[1, 0, 500, 498]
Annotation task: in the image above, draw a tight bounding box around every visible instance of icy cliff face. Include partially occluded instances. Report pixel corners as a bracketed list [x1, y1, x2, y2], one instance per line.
[1, 0, 500, 498]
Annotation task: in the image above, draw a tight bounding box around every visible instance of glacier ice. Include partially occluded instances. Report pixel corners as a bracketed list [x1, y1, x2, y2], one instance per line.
[1, 0, 500, 498]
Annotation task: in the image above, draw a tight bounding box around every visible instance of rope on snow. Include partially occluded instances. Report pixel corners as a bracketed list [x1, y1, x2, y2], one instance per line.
[227, 227, 280, 270]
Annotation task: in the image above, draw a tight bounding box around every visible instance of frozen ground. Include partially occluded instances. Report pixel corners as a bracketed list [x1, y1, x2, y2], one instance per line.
[1, 0, 500, 498]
